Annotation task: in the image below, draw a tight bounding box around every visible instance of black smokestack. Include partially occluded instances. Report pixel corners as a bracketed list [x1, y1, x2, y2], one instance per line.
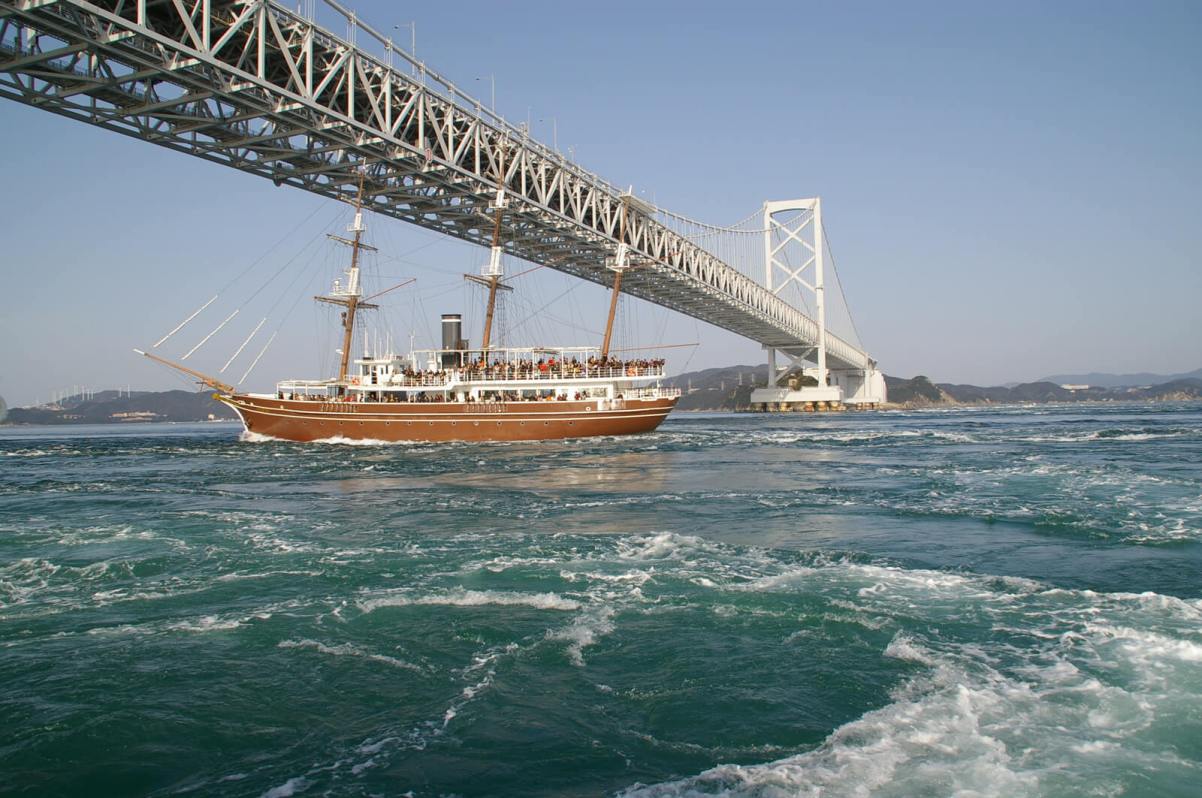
[441, 314, 462, 368]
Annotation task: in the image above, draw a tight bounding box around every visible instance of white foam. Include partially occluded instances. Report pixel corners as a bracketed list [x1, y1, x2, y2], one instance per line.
[616, 531, 712, 561]
[357, 588, 580, 613]
[262, 776, 309, 797]
[624, 561, 1202, 798]
[0, 558, 61, 606]
[1085, 623, 1202, 664]
[549, 606, 616, 666]
[167, 615, 244, 633]
[883, 632, 937, 666]
[278, 639, 423, 672]
[87, 610, 263, 637]
[560, 568, 654, 586]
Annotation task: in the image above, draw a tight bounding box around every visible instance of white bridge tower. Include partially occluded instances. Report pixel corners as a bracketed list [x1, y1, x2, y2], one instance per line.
[749, 198, 886, 411]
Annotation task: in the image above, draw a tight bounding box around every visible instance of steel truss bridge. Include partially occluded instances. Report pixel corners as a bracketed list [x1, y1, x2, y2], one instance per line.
[0, 0, 883, 401]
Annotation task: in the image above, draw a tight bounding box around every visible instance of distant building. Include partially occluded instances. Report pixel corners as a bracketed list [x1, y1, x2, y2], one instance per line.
[110, 411, 161, 421]
[1060, 384, 1090, 391]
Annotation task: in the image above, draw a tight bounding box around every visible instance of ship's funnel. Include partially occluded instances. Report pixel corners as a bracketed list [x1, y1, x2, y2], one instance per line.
[441, 314, 462, 368]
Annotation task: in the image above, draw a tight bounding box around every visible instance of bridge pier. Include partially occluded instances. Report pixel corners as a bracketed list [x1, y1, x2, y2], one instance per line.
[747, 197, 885, 413]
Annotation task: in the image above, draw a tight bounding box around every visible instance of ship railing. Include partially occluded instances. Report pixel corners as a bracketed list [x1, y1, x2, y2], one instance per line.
[450, 365, 665, 382]
[374, 374, 452, 388]
[346, 365, 666, 389]
[622, 387, 683, 400]
[277, 380, 338, 396]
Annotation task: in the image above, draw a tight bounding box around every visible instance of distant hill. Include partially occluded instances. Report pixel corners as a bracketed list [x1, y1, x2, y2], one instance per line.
[664, 367, 1202, 411]
[884, 375, 950, 404]
[4, 390, 236, 425]
[662, 365, 768, 411]
[4, 370, 1200, 424]
[1038, 367, 1202, 388]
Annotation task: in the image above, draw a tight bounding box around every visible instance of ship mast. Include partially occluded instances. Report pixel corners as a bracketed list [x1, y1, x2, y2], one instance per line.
[468, 145, 512, 353]
[316, 172, 378, 387]
[481, 184, 505, 351]
[601, 195, 631, 359]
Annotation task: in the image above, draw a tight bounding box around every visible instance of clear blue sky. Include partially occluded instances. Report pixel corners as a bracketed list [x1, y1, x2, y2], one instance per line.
[1, 0, 1200, 406]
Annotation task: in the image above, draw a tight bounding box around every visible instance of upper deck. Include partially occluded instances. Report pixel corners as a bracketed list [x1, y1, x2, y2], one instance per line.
[275, 346, 672, 401]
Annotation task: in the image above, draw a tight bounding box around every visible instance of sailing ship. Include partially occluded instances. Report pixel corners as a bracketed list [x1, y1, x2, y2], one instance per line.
[138, 180, 680, 443]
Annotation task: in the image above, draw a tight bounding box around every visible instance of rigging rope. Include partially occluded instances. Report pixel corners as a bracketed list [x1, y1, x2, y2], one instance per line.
[152, 202, 331, 349]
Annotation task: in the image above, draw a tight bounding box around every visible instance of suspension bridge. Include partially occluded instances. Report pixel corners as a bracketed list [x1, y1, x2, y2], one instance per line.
[0, 0, 886, 408]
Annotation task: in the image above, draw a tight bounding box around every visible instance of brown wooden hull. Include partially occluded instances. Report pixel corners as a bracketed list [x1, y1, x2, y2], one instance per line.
[218, 394, 677, 442]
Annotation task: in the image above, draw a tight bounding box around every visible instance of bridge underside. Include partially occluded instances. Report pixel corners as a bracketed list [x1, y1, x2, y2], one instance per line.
[0, 0, 874, 372]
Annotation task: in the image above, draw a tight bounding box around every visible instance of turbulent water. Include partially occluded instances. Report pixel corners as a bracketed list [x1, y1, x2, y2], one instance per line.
[2, 404, 1201, 797]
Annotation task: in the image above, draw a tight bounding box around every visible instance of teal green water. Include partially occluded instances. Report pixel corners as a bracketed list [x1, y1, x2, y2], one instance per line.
[2, 405, 1201, 797]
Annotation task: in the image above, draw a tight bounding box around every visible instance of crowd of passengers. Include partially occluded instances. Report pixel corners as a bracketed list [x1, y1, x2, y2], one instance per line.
[277, 390, 625, 403]
[365, 356, 665, 385]
[407, 355, 665, 382]
[275, 357, 665, 402]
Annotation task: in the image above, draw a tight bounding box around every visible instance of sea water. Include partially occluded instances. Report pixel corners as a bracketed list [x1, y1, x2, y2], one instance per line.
[1, 404, 1200, 796]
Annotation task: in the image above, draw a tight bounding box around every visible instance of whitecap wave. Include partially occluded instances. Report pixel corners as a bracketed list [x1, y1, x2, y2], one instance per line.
[357, 588, 580, 613]
[548, 605, 616, 666]
[277, 638, 423, 672]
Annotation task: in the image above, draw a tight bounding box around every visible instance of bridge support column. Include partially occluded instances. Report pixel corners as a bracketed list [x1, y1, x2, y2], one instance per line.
[750, 197, 844, 412]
